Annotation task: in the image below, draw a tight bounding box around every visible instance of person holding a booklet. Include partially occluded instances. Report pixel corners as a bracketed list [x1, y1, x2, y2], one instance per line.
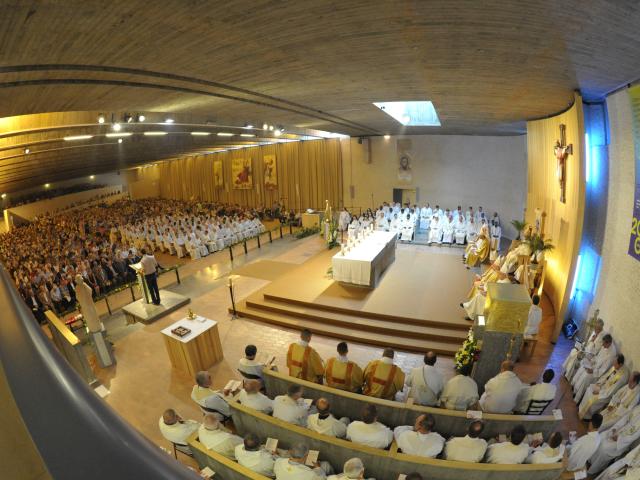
[235, 433, 277, 478]
[273, 384, 313, 426]
[274, 442, 332, 479]
[190, 371, 231, 420]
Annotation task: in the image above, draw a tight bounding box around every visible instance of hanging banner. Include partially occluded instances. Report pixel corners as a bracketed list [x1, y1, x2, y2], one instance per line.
[263, 154, 278, 190]
[628, 85, 640, 260]
[232, 157, 253, 189]
[213, 159, 224, 188]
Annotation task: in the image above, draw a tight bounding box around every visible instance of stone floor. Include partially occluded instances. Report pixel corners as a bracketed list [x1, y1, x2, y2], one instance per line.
[84, 232, 584, 469]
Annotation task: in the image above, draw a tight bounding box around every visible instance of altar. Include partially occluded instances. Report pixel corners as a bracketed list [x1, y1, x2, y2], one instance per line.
[331, 231, 397, 287]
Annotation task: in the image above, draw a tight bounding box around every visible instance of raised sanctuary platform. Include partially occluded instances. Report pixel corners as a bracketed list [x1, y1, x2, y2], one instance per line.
[123, 290, 190, 325]
[232, 246, 476, 355]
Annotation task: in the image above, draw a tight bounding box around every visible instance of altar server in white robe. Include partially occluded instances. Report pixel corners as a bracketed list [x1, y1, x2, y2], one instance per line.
[444, 420, 487, 463]
[346, 404, 393, 449]
[515, 368, 557, 414]
[394, 413, 445, 458]
[389, 214, 400, 235]
[306, 398, 349, 439]
[490, 221, 502, 252]
[440, 363, 479, 410]
[479, 361, 523, 413]
[400, 213, 414, 241]
[572, 334, 617, 402]
[441, 215, 455, 244]
[486, 425, 529, 464]
[238, 344, 266, 381]
[273, 384, 311, 426]
[600, 373, 640, 431]
[475, 206, 485, 224]
[566, 413, 603, 472]
[466, 217, 478, 243]
[434, 205, 444, 219]
[589, 404, 640, 475]
[595, 442, 640, 480]
[579, 354, 629, 420]
[339, 208, 351, 232]
[526, 432, 565, 464]
[465, 206, 474, 222]
[198, 414, 243, 459]
[454, 214, 467, 245]
[239, 380, 274, 414]
[235, 433, 277, 478]
[406, 352, 444, 407]
[428, 215, 442, 244]
[563, 318, 606, 380]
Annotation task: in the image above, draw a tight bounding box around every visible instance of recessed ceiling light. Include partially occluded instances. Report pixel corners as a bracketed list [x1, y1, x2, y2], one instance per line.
[384, 134, 390, 140]
[44, 183, 50, 188]
[191, 131, 211, 136]
[137, 114, 146, 122]
[274, 129, 282, 136]
[24, 147, 30, 154]
[118, 138, 123, 144]
[1, 193, 6, 199]
[245, 123, 254, 129]
[373, 101, 440, 126]
[268, 125, 274, 131]
[165, 118, 174, 124]
[112, 123, 122, 131]
[106, 132, 132, 138]
[217, 132, 234, 137]
[144, 131, 168, 136]
[64, 135, 93, 141]
[97, 114, 105, 124]
[89, 175, 95, 180]
[240, 133, 256, 137]
[262, 123, 268, 130]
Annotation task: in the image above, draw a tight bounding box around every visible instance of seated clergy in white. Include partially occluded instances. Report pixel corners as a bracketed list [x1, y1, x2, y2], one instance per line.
[479, 361, 523, 414]
[525, 431, 565, 464]
[394, 413, 445, 458]
[579, 354, 629, 420]
[595, 442, 640, 480]
[454, 214, 467, 245]
[158, 408, 199, 453]
[572, 333, 617, 403]
[274, 442, 328, 480]
[440, 363, 479, 411]
[307, 398, 349, 439]
[235, 433, 277, 478]
[273, 384, 311, 426]
[238, 344, 266, 380]
[563, 318, 606, 381]
[327, 457, 374, 480]
[198, 414, 243, 459]
[444, 420, 487, 463]
[486, 425, 529, 464]
[428, 215, 442, 244]
[566, 413, 603, 472]
[346, 404, 393, 449]
[441, 216, 454, 244]
[406, 351, 444, 407]
[515, 368, 557, 414]
[190, 370, 231, 419]
[600, 372, 640, 431]
[524, 295, 543, 338]
[589, 404, 640, 475]
[461, 271, 510, 321]
[239, 379, 274, 414]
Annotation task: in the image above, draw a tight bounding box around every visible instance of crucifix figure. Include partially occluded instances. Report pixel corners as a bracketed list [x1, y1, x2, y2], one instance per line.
[554, 124, 573, 203]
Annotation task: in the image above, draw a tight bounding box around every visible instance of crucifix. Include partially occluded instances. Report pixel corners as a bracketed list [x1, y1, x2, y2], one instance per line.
[554, 124, 573, 203]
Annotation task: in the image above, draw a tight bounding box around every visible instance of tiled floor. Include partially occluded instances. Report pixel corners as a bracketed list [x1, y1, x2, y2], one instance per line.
[88, 232, 584, 465]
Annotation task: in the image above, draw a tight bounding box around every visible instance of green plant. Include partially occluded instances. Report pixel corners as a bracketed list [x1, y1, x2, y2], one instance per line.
[454, 328, 480, 371]
[326, 217, 340, 249]
[511, 219, 528, 236]
[295, 227, 320, 239]
[526, 233, 555, 254]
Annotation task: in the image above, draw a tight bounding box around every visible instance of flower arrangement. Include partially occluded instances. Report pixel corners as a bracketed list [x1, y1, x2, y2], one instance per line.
[454, 328, 481, 371]
[326, 217, 340, 249]
[295, 227, 320, 239]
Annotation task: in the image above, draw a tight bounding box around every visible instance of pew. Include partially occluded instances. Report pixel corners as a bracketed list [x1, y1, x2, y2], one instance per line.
[230, 400, 563, 480]
[263, 368, 560, 438]
[188, 432, 270, 480]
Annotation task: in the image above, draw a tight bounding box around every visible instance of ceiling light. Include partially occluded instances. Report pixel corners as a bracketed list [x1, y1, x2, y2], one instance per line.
[64, 135, 93, 141]
[118, 138, 123, 144]
[191, 131, 211, 136]
[268, 125, 274, 131]
[165, 118, 174, 124]
[137, 114, 146, 122]
[24, 147, 30, 154]
[112, 123, 122, 131]
[274, 129, 282, 136]
[245, 123, 254, 129]
[1, 193, 6, 199]
[44, 183, 50, 188]
[106, 132, 132, 138]
[89, 175, 95, 180]
[97, 114, 105, 124]
[143, 131, 168, 136]
[217, 132, 234, 137]
[262, 123, 268, 130]
[240, 133, 255, 137]
[384, 134, 390, 140]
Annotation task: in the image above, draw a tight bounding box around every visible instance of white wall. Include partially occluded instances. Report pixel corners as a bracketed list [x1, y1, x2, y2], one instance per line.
[341, 134, 527, 238]
[592, 89, 640, 367]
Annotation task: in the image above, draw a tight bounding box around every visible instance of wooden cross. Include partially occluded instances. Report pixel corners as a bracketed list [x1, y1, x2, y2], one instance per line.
[554, 124, 573, 203]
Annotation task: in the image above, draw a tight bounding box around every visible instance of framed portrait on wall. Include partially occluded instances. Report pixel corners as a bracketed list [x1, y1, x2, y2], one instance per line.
[263, 154, 277, 190]
[213, 159, 224, 188]
[232, 157, 253, 189]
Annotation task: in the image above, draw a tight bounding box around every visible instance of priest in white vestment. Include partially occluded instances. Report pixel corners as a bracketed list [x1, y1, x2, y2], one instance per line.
[338, 208, 351, 232]
[158, 409, 199, 453]
[444, 421, 487, 462]
[327, 458, 374, 480]
[441, 216, 455, 244]
[526, 432, 565, 464]
[589, 404, 640, 475]
[595, 442, 640, 480]
[572, 334, 617, 402]
[466, 217, 478, 243]
[394, 414, 445, 458]
[419, 205, 431, 230]
[346, 404, 393, 449]
[479, 361, 523, 413]
[239, 380, 274, 414]
[563, 318, 605, 380]
[198, 414, 243, 459]
[235, 433, 277, 478]
[274, 443, 328, 480]
[306, 398, 349, 439]
[428, 215, 442, 244]
[600, 372, 640, 431]
[440, 363, 479, 410]
[566, 413, 603, 472]
[405, 352, 444, 407]
[273, 385, 311, 426]
[579, 355, 629, 420]
[486, 425, 529, 464]
[515, 368, 557, 414]
[191, 371, 232, 419]
[454, 214, 467, 244]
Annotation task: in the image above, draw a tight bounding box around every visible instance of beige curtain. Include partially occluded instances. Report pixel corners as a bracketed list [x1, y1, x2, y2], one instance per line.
[158, 138, 342, 211]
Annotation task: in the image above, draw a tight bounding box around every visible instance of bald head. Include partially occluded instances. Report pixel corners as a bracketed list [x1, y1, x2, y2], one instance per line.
[316, 398, 330, 416]
[501, 361, 514, 372]
[343, 457, 365, 479]
[195, 371, 211, 388]
[162, 408, 177, 425]
[244, 379, 261, 394]
[202, 414, 220, 431]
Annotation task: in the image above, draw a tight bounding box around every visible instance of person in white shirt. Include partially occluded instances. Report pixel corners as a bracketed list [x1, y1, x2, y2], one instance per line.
[190, 371, 231, 419]
[444, 421, 487, 463]
[589, 404, 640, 475]
[524, 295, 543, 337]
[428, 215, 442, 244]
[394, 413, 445, 458]
[600, 372, 640, 431]
[274, 443, 328, 479]
[406, 351, 444, 407]
[273, 384, 311, 426]
[158, 408, 199, 453]
[579, 355, 629, 420]
[567, 413, 603, 472]
[563, 319, 605, 381]
[440, 363, 479, 410]
[346, 404, 393, 449]
[197, 414, 243, 459]
[307, 398, 349, 438]
[515, 368, 557, 414]
[486, 425, 529, 464]
[573, 334, 617, 402]
[140, 248, 161, 305]
[238, 344, 267, 381]
[235, 433, 277, 478]
[327, 457, 373, 480]
[479, 361, 523, 413]
[239, 379, 274, 414]
[526, 431, 565, 464]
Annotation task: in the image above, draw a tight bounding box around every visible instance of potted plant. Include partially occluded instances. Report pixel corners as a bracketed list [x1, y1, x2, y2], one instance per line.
[526, 233, 555, 263]
[510, 219, 528, 240]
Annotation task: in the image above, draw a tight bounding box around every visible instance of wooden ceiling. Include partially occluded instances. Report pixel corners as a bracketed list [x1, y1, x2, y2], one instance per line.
[1, 0, 639, 193]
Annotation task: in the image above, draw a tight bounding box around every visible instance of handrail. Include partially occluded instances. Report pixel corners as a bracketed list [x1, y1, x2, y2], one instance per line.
[0, 264, 199, 479]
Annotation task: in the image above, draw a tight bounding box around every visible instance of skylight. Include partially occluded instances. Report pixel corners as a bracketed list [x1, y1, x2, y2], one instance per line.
[373, 101, 441, 126]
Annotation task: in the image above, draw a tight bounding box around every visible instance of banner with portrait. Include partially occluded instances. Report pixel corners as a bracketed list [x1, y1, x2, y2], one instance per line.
[213, 159, 224, 188]
[263, 154, 277, 190]
[232, 157, 253, 189]
[628, 85, 640, 261]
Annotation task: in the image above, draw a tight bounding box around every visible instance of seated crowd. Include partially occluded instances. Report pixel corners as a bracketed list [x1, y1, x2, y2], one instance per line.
[0, 198, 265, 322]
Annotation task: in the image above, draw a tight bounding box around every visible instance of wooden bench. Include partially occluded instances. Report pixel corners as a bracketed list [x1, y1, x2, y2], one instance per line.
[263, 368, 560, 438]
[230, 400, 563, 480]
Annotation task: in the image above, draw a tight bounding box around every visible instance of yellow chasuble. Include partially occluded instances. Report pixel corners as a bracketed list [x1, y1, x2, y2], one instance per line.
[286, 343, 324, 382]
[363, 359, 405, 400]
[324, 357, 364, 392]
[465, 236, 489, 267]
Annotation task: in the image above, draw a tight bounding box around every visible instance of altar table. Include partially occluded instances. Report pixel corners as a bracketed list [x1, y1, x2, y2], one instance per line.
[331, 231, 397, 287]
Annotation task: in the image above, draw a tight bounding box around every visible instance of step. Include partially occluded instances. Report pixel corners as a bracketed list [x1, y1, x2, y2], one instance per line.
[262, 293, 470, 331]
[231, 302, 460, 356]
[245, 296, 467, 344]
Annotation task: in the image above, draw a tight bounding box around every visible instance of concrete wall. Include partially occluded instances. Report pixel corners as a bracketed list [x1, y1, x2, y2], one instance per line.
[341, 134, 527, 239]
[592, 89, 640, 366]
